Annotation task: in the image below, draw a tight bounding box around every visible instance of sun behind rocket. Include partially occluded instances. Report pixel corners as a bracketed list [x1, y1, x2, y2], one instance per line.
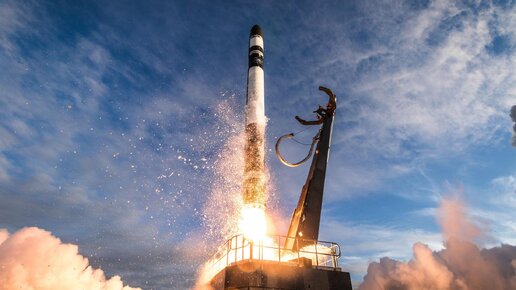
[242, 25, 267, 209]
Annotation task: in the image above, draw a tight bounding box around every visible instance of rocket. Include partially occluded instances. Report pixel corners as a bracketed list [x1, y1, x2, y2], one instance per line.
[242, 25, 267, 209]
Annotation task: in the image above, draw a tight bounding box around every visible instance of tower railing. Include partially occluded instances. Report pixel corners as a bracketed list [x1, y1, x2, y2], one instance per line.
[207, 234, 341, 276]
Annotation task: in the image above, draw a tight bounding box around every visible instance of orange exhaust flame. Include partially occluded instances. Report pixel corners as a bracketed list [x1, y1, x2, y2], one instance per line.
[239, 206, 267, 242]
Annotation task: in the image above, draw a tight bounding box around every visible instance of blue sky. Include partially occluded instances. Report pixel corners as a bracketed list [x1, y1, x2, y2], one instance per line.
[0, 0, 515, 289]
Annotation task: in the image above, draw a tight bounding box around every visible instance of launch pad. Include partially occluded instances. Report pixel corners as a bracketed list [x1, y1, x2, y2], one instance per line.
[208, 235, 351, 290]
[203, 24, 352, 290]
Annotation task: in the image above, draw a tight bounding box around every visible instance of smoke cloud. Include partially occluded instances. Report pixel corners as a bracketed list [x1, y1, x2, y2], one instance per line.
[511, 105, 516, 147]
[359, 198, 516, 290]
[0, 227, 140, 290]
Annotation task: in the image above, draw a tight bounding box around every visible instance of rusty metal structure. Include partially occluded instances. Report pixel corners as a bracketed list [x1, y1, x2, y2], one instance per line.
[278, 86, 337, 250]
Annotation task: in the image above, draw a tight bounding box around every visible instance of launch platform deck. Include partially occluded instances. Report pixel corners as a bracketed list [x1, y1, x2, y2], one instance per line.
[210, 260, 352, 290]
[207, 235, 352, 290]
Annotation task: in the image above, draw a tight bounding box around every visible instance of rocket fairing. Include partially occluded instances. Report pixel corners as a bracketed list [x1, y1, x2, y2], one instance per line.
[242, 25, 267, 209]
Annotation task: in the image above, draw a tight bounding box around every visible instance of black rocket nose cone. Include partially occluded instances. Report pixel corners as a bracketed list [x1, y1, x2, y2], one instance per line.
[250, 25, 263, 37]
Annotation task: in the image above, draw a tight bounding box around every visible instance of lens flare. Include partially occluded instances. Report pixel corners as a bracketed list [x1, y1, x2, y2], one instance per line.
[239, 205, 267, 242]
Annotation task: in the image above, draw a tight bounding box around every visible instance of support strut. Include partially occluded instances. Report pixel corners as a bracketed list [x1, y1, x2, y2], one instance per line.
[282, 86, 337, 251]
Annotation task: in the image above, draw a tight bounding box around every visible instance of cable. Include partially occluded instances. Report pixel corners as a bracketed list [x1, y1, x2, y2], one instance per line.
[291, 138, 312, 146]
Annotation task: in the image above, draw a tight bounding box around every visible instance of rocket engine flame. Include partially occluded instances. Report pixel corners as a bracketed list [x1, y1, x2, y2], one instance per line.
[239, 205, 267, 242]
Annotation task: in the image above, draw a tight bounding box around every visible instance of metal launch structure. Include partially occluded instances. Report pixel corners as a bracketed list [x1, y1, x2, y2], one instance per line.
[207, 25, 352, 290]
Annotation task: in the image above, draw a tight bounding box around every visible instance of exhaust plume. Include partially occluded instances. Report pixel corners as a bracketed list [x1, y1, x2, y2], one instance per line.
[0, 227, 139, 290]
[359, 198, 516, 290]
[511, 105, 516, 147]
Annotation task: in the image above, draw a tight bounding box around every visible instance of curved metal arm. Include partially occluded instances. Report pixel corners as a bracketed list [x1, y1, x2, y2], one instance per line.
[294, 86, 336, 126]
[295, 115, 323, 126]
[319, 86, 336, 109]
[276, 86, 336, 168]
[275, 131, 320, 167]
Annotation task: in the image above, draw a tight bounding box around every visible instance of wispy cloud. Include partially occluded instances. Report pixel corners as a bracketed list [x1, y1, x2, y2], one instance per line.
[267, 1, 516, 204]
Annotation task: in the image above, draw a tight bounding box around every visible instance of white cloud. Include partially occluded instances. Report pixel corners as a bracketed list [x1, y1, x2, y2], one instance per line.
[0, 227, 139, 290]
[0, 1, 34, 52]
[320, 219, 442, 280]
[316, 2, 516, 159]
[288, 1, 516, 200]
[358, 198, 516, 290]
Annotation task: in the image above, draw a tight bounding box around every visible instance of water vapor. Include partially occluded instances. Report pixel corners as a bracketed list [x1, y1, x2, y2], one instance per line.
[359, 198, 516, 290]
[0, 227, 139, 290]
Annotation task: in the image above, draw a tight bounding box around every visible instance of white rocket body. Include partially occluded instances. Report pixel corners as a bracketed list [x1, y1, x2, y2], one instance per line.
[246, 32, 265, 127]
[242, 25, 266, 209]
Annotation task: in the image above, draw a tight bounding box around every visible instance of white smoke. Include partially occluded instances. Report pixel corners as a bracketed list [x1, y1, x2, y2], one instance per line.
[359, 198, 516, 290]
[0, 227, 140, 290]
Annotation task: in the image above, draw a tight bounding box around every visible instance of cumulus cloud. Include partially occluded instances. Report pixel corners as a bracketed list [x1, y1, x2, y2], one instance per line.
[358, 198, 516, 290]
[0, 227, 139, 290]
